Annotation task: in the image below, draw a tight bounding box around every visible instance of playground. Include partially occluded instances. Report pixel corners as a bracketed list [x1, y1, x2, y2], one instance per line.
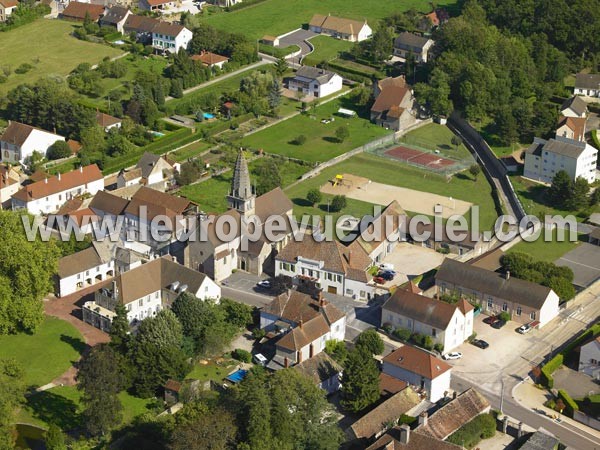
[320, 174, 473, 218]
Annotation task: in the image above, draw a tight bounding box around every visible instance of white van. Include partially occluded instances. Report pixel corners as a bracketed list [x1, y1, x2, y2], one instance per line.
[253, 353, 267, 366]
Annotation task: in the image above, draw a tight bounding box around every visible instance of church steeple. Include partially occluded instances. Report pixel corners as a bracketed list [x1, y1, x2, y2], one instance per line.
[227, 149, 255, 216]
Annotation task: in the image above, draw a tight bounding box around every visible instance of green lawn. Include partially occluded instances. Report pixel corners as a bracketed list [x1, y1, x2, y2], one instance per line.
[169, 140, 213, 162]
[178, 157, 310, 212]
[239, 97, 392, 162]
[0, 317, 84, 388]
[284, 152, 499, 230]
[510, 175, 599, 222]
[303, 35, 354, 66]
[508, 229, 582, 262]
[17, 386, 154, 431]
[401, 123, 473, 161]
[186, 360, 236, 382]
[0, 19, 124, 94]
[202, 0, 457, 39]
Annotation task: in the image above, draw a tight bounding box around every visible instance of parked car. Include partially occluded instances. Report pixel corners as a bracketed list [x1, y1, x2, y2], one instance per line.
[253, 353, 267, 366]
[443, 352, 463, 360]
[256, 280, 271, 289]
[483, 315, 499, 325]
[373, 276, 385, 284]
[517, 324, 532, 334]
[379, 263, 395, 271]
[471, 339, 489, 349]
[378, 271, 394, 281]
[492, 319, 507, 329]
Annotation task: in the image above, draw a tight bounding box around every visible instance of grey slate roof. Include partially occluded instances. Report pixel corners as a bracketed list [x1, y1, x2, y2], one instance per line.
[101, 6, 129, 25]
[525, 137, 587, 159]
[436, 259, 553, 309]
[382, 289, 460, 330]
[561, 96, 588, 116]
[519, 429, 560, 450]
[294, 66, 337, 85]
[394, 31, 431, 51]
[230, 149, 253, 200]
[575, 73, 600, 90]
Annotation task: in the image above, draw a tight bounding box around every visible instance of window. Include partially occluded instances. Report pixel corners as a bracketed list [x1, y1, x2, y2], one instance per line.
[432, 328, 437, 337]
[516, 306, 522, 316]
[530, 311, 536, 320]
[139, 298, 143, 307]
[360, 290, 366, 298]
[345, 288, 353, 296]
[77, 274, 80, 279]
[155, 292, 159, 299]
[502, 303, 508, 312]
[487, 298, 493, 309]
[591, 359, 598, 365]
[127, 304, 131, 312]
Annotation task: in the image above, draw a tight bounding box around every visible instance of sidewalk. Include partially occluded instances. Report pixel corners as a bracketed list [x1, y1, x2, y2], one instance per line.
[513, 377, 600, 440]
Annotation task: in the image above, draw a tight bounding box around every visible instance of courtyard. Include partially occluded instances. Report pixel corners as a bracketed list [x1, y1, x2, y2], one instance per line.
[379, 242, 447, 286]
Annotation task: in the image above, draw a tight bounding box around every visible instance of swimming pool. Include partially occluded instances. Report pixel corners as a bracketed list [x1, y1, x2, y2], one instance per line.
[226, 369, 248, 383]
[203, 112, 215, 119]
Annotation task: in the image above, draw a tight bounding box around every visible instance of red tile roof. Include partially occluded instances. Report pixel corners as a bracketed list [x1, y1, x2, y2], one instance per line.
[383, 345, 451, 380]
[96, 112, 122, 128]
[192, 51, 229, 66]
[0, 0, 18, 8]
[62, 2, 105, 21]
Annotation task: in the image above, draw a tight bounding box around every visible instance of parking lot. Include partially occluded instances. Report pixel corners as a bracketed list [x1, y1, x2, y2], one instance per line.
[378, 242, 447, 286]
[556, 242, 600, 288]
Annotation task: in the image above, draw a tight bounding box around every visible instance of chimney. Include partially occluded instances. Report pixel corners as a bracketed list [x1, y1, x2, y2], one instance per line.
[505, 270, 510, 280]
[309, 343, 314, 358]
[297, 350, 302, 363]
[299, 319, 303, 329]
[348, 250, 352, 265]
[452, 391, 458, 400]
[418, 412, 428, 427]
[284, 357, 289, 368]
[399, 424, 410, 444]
[80, 165, 83, 173]
[112, 279, 118, 299]
[57, 172, 61, 181]
[44, 177, 48, 184]
[318, 290, 325, 307]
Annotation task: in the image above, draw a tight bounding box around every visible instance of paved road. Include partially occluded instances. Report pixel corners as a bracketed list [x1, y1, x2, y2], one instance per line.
[278, 29, 317, 63]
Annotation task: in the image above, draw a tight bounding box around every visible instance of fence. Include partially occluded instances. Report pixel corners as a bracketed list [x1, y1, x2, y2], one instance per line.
[574, 410, 600, 431]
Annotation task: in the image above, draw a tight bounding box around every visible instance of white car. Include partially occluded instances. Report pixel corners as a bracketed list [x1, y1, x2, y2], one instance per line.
[256, 280, 271, 289]
[517, 324, 532, 334]
[443, 352, 463, 360]
[379, 263, 395, 271]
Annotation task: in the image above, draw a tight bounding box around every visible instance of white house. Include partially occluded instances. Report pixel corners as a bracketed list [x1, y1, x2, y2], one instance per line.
[579, 337, 600, 379]
[117, 151, 179, 190]
[0, 0, 18, 22]
[0, 164, 21, 209]
[56, 240, 116, 297]
[393, 32, 435, 63]
[260, 290, 346, 367]
[152, 22, 192, 54]
[99, 5, 131, 33]
[574, 73, 600, 98]
[288, 66, 343, 99]
[191, 51, 229, 69]
[382, 286, 474, 353]
[82, 256, 220, 331]
[308, 14, 372, 42]
[0, 121, 65, 164]
[560, 96, 588, 118]
[382, 345, 452, 402]
[523, 136, 597, 184]
[11, 165, 104, 215]
[275, 237, 374, 301]
[139, 0, 175, 12]
[96, 111, 122, 132]
[436, 259, 561, 328]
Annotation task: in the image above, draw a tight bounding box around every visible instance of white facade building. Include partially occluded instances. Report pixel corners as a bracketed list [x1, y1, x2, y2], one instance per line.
[574, 73, 600, 98]
[12, 165, 104, 215]
[523, 136, 597, 184]
[0, 121, 65, 163]
[579, 337, 600, 379]
[57, 241, 116, 297]
[382, 345, 452, 402]
[152, 22, 192, 54]
[308, 14, 372, 42]
[288, 66, 343, 98]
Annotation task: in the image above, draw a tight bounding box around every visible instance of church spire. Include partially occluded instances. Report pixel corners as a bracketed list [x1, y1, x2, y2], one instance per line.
[227, 148, 255, 216]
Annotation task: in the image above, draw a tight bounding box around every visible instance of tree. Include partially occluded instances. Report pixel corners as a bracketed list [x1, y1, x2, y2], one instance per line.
[325, 339, 348, 365]
[273, 56, 288, 78]
[498, 311, 510, 322]
[81, 125, 107, 153]
[170, 407, 238, 450]
[0, 211, 61, 334]
[335, 125, 349, 143]
[590, 188, 600, 206]
[0, 358, 25, 449]
[23, 150, 44, 173]
[109, 303, 131, 353]
[330, 195, 347, 212]
[341, 347, 380, 413]
[267, 79, 282, 114]
[547, 276, 576, 301]
[568, 176, 589, 210]
[46, 140, 71, 160]
[549, 170, 572, 209]
[77, 344, 126, 436]
[220, 298, 253, 329]
[451, 135, 463, 150]
[469, 164, 481, 181]
[252, 157, 281, 195]
[356, 329, 384, 355]
[293, 134, 307, 145]
[44, 424, 67, 450]
[306, 188, 322, 206]
[170, 79, 184, 98]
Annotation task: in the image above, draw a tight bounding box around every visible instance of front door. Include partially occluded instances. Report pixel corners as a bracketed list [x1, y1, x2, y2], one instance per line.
[327, 286, 337, 294]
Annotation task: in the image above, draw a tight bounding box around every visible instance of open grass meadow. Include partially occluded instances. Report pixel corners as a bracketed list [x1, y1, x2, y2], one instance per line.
[178, 157, 311, 212]
[302, 35, 354, 66]
[507, 229, 583, 262]
[284, 152, 499, 230]
[202, 0, 459, 39]
[0, 317, 84, 388]
[239, 98, 392, 162]
[0, 19, 124, 95]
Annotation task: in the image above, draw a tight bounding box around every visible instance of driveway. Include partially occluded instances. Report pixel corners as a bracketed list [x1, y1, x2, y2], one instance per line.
[379, 243, 447, 286]
[277, 29, 317, 62]
[587, 112, 599, 132]
[553, 366, 599, 399]
[556, 242, 600, 288]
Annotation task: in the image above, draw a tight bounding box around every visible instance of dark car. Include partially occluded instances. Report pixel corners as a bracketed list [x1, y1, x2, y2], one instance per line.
[483, 315, 499, 325]
[492, 319, 507, 329]
[378, 271, 394, 281]
[471, 339, 490, 349]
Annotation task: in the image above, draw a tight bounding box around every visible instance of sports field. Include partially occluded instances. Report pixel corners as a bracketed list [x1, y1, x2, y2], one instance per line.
[0, 19, 124, 94]
[202, 0, 457, 39]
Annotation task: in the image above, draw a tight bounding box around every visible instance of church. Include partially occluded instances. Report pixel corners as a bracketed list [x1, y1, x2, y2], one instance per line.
[184, 150, 295, 281]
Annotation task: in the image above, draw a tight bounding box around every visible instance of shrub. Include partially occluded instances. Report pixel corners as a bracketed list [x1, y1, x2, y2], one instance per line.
[557, 389, 579, 417]
[15, 63, 33, 74]
[330, 195, 347, 212]
[447, 413, 496, 448]
[541, 354, 563, 388]
[293, 134, 307, 145]
[0, 75, 6, 84]
[392, 327, 411, 342]
[325, 339, 348, 365]
[252, 328, 266, 340]
[498, 312, 510, 322]
[434, 343, 444, 353]
[356, 329, 384, 355]
[47, 141, 72, 160]
[306, 188, 322, 206]
[232, 349, 252, 363]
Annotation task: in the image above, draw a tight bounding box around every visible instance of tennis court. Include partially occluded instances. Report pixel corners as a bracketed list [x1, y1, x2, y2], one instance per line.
[385, 145, 456, 168]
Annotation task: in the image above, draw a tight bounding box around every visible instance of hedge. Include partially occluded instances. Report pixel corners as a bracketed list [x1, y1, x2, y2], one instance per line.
[447, 413, 496, 448]
[232, 349, 252, 363]
[557, 389, 579, 417]
[540, 354, 563, 388]
[593, 130, 600, 151]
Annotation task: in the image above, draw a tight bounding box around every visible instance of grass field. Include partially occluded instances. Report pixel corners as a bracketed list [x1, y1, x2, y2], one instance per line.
[284, 152, 499, 230]
[0, 19, 124, 94]
[508, 229, 582, 262]
[401, 123, 473, 161]
[239, 98, 391, 162]
[303, 35, 354, 66]
[17, 386, 154, 431]
[178, 157, 310, 212]
[202, 0, 458, 39]
[186, 360, 236, 382]
[0, 317, 84, 388]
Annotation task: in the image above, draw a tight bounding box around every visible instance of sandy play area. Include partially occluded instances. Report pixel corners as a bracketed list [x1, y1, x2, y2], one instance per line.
[320, 174, 473, 218]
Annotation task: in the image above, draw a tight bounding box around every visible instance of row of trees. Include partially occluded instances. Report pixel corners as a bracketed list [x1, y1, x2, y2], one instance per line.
[549, 170, 599, 211]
